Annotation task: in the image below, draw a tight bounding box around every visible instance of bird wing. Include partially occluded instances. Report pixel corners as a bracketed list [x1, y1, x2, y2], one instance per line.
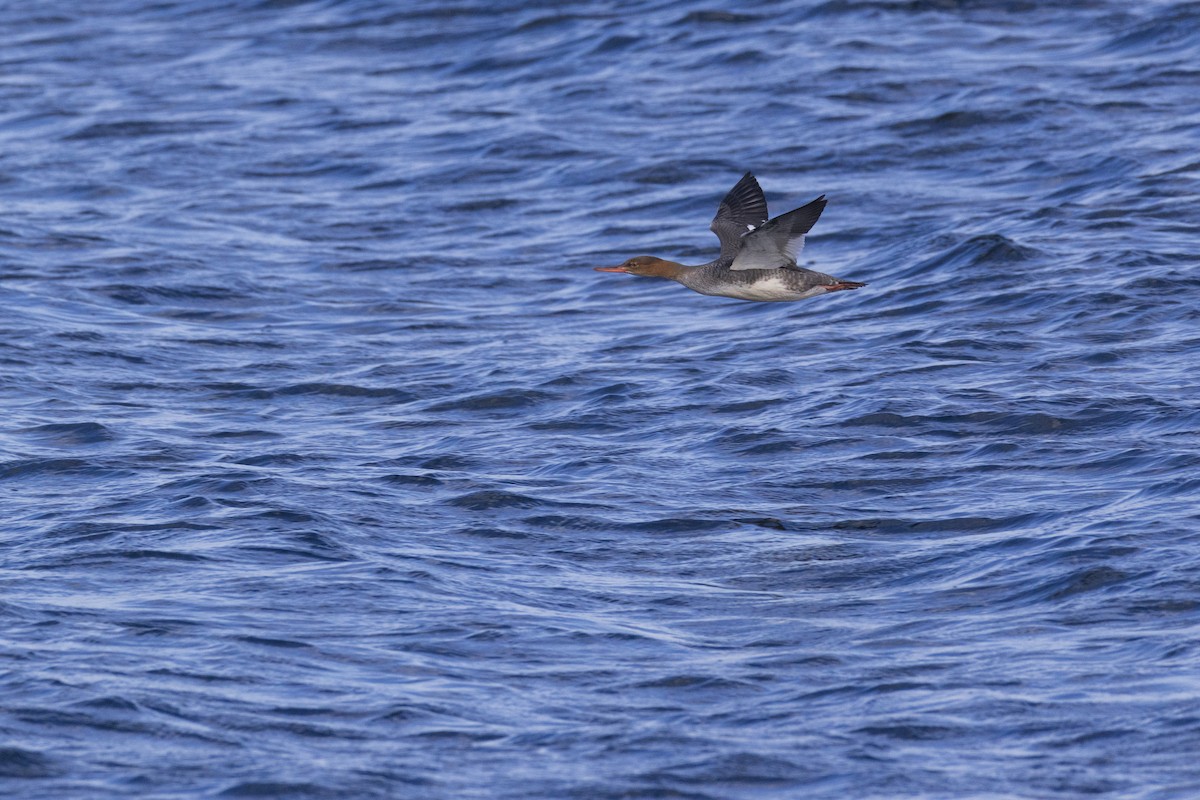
[728, 195, 826, 271]
[709, 172, 769, 263]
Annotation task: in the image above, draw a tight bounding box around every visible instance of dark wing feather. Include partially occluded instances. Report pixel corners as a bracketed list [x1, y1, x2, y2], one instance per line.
[709, 172, 769, 262]
[728, 195, 827, 271]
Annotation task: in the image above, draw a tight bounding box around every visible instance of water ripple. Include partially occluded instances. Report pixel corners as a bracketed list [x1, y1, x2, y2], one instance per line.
[1, 1, 1199, 798]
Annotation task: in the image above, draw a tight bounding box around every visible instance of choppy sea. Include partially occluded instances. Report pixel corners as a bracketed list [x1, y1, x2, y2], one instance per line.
[3, 1, 1200, 797]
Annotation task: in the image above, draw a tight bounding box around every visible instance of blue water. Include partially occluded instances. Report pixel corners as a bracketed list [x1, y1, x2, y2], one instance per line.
[3, 1, 1200, 797]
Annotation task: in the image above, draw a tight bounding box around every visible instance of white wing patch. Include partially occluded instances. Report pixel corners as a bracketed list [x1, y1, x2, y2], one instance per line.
[729, 232, 806, 271]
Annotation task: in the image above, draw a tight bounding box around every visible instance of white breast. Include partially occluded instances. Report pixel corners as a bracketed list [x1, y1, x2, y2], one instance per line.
[718, 277, 827, 302]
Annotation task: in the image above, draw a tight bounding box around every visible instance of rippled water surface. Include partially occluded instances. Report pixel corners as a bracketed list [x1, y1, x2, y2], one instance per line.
[3, 1, 1200, 797]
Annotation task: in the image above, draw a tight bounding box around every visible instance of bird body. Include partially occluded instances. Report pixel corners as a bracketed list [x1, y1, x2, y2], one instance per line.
[595, 173, 865, 302]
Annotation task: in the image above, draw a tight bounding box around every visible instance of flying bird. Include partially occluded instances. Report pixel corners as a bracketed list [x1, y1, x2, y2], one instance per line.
[595, 172, 865, 302]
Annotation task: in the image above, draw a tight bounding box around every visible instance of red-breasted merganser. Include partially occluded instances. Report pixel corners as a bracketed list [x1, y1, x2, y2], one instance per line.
[595, 172, 866, 302]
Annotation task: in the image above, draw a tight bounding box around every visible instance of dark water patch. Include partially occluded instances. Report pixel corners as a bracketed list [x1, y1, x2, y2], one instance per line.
[896, 233, 1037, 281]
[98, 283, 250, 305]
[205, 429, 284, 441]
[618, 517, 734, 535]
[952, 562, 1142, 610]
[65, 119, 222, 140]
[0, 746, 58, 779]
[643, 751, 808, 788]
[833, 513, 1054, 537]
[233, 452, 328, 468]
[322, 258, 401, 272]
[183, 337, 289, 350]
[68, 548, 212, 564]
[676, 10, 762, 24]
[632, 674, 756, 691]
[443, 196, 520, 212]
[236, 635, 312, 650]
[890, 108, 1026, 134]
[1043, 566, 1135, 601]
[212, 382, 418, 402]
[521, 513, 613, 532]
[854, 722, 963, 741]
[589, 34, 641, 54]
[18, 421, 115, 445]
[844, 403, 1170, 438]
[218, 782, 342, 799]
[734, 438, 798, 456]
[240, 158, 380, 181]
[376, 472, 443, 488]
[0, 457, 104, 479]
[1101, 6, 1200, 54]
[447, 490, 551, 511]
[454, 525, 538, 540]
[1132, 475, 1200, 500]
[426, 389, 553, 412]
[155, 473, 276, 496]
[71, 695, 140, 712]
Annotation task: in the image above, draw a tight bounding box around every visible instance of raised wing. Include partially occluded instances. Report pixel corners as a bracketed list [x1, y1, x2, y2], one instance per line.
[728, 195, 827, 271]
[710, 172, 769, 262]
